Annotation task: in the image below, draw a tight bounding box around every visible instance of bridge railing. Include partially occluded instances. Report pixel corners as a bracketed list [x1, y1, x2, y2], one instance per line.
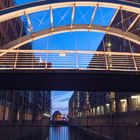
[0, 50, 139, 71]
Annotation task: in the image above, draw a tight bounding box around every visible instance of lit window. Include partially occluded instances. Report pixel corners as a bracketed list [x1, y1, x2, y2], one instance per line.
[100, 106, 104, 114]
[90, 109, 93, 116]
[131, 95, 140, 111]
[112, 101, 116, 112]
[96, 106, 100, 115]
[106, 104, 110, 113]
[92, 108, 95, 116]
[88, 110, 90, 116]
[79, 112, 82, 117]
[120, 99, 127, 112]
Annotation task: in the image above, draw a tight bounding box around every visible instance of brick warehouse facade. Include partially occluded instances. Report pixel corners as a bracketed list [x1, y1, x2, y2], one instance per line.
[0, 0, 24, 48]
[0, 0, 51, 124]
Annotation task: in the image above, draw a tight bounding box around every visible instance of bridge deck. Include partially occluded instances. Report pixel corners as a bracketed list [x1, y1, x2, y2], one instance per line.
[0, 69, 140, 92]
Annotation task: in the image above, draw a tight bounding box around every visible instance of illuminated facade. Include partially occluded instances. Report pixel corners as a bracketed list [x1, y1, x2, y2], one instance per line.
[0, 91, 51, 122]
[69, 3, 140, 121]
[52, 111, 62, 121]
[0, 0, 30, 49]
[68, 2, 140, 120]
[69, 92, 140, 119]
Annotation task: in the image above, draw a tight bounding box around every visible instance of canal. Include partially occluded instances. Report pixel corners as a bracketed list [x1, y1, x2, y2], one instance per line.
[1, 125, 140, 140]
[49, 127, 69, 140]
[49, 126, 96, 140]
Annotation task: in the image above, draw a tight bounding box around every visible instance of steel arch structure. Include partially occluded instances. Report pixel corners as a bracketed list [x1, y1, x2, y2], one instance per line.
[1, 25, 140, 53]
[0, 0, 140, 23]
[0, 0, 139, 72]
[0, 0, 139, 51]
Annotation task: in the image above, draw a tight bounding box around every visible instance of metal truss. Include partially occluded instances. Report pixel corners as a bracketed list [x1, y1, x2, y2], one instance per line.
[0, 0, 140, 49]
[0, 0, 140, 23]
[1, 24, 140, 55]
[0, 0, 139, 72]
[0, 0, 139, 50]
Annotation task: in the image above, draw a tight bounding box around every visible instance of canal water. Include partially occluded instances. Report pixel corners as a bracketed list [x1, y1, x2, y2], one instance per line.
[2, 125, 138, 140]
[49, 126, 96, 140]
[49, 127, 69, 140]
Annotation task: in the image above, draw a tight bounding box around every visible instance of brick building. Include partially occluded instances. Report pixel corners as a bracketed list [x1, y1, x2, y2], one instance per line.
[0, 0, 26, 48]
[0, 0, 51, 124]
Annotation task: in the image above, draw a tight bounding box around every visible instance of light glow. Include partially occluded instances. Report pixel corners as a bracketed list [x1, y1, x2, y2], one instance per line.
[44, 113, 50, 117]
[107, 42, 111, 47]
[131, 95, 140, 99]
[120, 99, 127, 102]
[106, 104, 110, 106]
[59, 52, 66, 57]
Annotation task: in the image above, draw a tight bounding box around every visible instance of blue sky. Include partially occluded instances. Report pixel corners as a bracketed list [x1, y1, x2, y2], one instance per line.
[15, 0, 115, 114]
[51, 91, 73, 115]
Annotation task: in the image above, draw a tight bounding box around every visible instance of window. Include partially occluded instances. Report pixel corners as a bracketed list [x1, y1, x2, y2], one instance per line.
[90, 109, 92, 116]
[78, 112, 82, 117]
[100, 106, 104, 114]
[112, 101, 116, 112]
[120, 99, 127, 112]
[131, 95, 140, 111]
[106, 92, 115, 101]
[92, 108, 95, 116]
[96, 106, 100, 115]
[105, 103, 110, 113]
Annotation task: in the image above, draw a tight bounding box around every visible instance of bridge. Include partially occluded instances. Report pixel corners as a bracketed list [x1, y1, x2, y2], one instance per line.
[0, 0, 139, 91]
[0, 1, 140, 140]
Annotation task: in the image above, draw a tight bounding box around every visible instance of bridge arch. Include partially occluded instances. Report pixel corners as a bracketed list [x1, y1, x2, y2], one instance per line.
[0, 0, 139, 55]
[1, 24, 140, 55]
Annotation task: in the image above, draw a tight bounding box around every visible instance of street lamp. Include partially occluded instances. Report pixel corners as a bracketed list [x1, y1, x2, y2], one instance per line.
[107, 42, 111, 47]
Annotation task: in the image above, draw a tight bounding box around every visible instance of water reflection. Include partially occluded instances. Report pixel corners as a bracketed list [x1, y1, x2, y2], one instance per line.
[49, 126, 96, 140]
[49, 127, 69, 140]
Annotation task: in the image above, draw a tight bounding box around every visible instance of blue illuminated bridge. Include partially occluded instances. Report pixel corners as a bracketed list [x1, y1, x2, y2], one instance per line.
[0, 0, 140, 91]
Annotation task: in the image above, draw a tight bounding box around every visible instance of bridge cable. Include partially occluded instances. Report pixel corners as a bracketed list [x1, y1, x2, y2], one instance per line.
[37, 10, 49, 31]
